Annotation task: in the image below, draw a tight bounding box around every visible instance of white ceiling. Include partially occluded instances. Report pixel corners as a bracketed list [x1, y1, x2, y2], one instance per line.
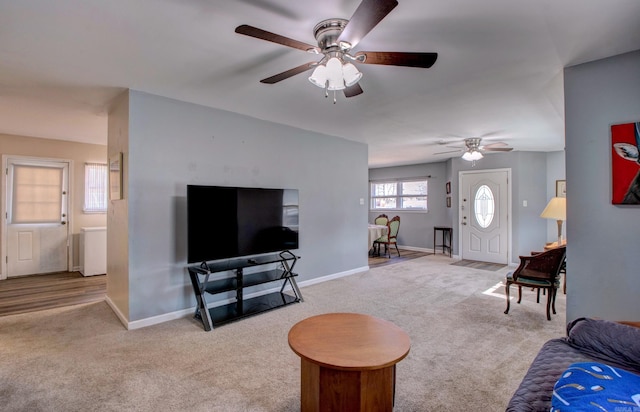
[1, 0, 639, 167]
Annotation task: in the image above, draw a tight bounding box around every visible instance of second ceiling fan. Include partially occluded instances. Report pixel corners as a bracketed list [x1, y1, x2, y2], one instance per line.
[235, 0, 438, 102]
[435, 138, 514, 161]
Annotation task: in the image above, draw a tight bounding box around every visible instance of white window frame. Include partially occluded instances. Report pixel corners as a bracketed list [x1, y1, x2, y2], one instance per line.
[84, 163, 108, 213]
[369, 178, 428, 212]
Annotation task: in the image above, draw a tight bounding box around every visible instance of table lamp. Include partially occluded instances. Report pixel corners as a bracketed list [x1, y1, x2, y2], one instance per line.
[540, 197, 566, 244]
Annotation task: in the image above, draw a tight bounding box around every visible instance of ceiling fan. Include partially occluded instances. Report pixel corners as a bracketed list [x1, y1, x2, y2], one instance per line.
[434, 138, 513, 161]
[235, 0, 438, 102]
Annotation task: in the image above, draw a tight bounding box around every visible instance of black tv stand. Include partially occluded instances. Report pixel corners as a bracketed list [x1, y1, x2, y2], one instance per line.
[187, 250, 303, 331]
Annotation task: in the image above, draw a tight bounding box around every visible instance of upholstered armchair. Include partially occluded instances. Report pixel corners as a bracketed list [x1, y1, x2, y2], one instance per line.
[504, 246, 566, 320]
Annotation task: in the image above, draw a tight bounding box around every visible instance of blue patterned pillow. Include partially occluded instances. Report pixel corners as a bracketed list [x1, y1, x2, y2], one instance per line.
[552, 362, 640, 411]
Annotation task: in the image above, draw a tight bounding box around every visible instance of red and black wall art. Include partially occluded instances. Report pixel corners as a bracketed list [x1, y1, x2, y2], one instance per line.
[612, 121, 640, 204]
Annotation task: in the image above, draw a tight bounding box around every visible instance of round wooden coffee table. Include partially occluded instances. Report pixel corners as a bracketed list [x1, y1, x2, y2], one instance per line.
[288, 312, 410, 412]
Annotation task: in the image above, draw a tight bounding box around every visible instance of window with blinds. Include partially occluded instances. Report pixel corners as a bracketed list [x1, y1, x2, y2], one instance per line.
[370, 179, 428, 211]
[12, 165, 63, 223]
[84, 163, 108, 213]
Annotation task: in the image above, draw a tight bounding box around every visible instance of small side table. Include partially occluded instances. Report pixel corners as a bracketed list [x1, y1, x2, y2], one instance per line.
[433, 226, 452, 257]
[288, 313, 410, 412]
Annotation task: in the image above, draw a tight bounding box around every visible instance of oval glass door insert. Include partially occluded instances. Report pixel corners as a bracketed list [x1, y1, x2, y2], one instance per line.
[474, 185, 495, 228]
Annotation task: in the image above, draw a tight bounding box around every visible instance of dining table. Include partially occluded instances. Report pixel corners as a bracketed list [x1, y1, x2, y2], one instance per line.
[368, 224, 389, 255]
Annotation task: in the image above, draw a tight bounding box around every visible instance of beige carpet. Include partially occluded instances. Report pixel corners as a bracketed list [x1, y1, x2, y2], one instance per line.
[0, 254, 566, 411]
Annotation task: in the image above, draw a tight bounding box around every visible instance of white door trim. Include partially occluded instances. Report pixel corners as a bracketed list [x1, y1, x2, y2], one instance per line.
[457, 168, 512, 264]
[1, 155, 74, 279]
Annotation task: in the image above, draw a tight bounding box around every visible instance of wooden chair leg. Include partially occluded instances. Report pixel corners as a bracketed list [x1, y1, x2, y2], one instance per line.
[552, 287, 557, 315]
[546, 287, 552, 321]
[536, 288, 540, 303]
[517, 285, 522, 304]
[394, 243, 400, 257]
[504, 283, 511, 314]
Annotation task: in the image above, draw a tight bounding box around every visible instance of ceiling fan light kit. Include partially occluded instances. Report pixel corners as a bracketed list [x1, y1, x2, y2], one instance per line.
[462, 138, 483, 162]
[461, 150, 483, 161]
[235, 0, 437, 103]
[308, 55, 363, 91]
[434, 137, 513, 163]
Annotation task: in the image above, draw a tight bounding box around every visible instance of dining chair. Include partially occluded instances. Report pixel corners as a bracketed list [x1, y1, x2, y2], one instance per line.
[372, 215, 389, 255]
[374, 214, 389, 226]
[374, 216, 400, 258]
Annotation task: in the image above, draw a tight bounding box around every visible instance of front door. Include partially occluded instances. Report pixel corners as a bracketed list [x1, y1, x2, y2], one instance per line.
[3, 157, 70, 278]
[460, 169, 510, 264]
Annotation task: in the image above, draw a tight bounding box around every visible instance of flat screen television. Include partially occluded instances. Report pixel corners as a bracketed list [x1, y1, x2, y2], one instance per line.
[187, 185, 299, 263]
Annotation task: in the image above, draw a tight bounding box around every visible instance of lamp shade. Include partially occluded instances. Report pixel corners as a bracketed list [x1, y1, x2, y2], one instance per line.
[308, 64, 328, 88]
[540, 197, 566, 220]
[325, 57, 344, 90]
[342, 62, 362, 87]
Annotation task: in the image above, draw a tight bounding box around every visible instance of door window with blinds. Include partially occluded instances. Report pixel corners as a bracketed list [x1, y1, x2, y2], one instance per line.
[84, 163, 108, 213]
[11, 164, 64, 223]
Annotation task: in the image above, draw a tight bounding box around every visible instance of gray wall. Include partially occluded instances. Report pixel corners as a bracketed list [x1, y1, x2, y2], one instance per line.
[564, 49, 640, 322]
[370, 151, 565, 265]
[111, 91, 369, 322]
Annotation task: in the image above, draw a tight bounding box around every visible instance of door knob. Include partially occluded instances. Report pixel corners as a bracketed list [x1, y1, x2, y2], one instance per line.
[61, 221, 66, 225]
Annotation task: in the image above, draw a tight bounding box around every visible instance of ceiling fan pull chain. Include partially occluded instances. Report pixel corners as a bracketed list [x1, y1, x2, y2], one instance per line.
[333, 90, 337, 104]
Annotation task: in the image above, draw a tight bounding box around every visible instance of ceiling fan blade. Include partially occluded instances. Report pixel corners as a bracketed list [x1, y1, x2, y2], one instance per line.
[482, 142, 509, 148]
[355, 51, 438, 68]
[337, 0, 398, 49]
[260, 62, 318, 84]
[344, 83, 363, 98]
[235, 25, 320, 54]
[434, 149, 462, 155]
[483, 147, 513, 152]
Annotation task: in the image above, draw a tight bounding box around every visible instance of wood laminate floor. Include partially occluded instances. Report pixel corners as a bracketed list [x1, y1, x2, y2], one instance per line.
[0, 271, 106, 317]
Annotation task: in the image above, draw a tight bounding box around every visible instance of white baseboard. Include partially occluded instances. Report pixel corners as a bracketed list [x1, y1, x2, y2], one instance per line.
[112, 265, 370, 330]
[128, 307, 194, 330]
[105, 296, 129, 329]
[296, 266, 369, 288]
[397, 245, 433, 253]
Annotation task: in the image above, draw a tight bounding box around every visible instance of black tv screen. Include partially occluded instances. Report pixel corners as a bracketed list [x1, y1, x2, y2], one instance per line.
[187, 185, 299, 263]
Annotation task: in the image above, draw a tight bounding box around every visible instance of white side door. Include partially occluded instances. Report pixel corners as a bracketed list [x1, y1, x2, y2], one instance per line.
[460, 169, 510, 264]
[3, 157, 70, 277]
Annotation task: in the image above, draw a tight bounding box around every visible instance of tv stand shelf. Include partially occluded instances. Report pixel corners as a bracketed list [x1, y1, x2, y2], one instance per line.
[187, 250, 303, 331]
